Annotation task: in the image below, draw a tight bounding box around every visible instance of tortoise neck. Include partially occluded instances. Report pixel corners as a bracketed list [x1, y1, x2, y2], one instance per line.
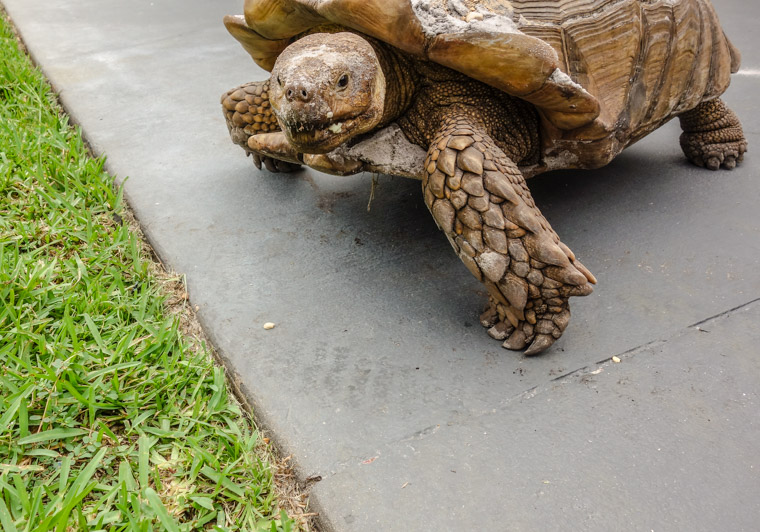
[398, 73, 541, 165]
[366, 39, 417, 127]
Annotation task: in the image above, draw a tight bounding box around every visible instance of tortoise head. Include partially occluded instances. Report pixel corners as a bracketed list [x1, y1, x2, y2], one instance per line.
[269, 32, 386, 154]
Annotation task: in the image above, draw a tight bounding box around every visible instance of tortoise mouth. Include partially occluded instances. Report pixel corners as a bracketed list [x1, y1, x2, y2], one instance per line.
[282, 112, 370, 154]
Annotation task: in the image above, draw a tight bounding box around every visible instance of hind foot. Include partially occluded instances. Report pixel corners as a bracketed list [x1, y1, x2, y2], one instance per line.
[679, 99, 747, 170]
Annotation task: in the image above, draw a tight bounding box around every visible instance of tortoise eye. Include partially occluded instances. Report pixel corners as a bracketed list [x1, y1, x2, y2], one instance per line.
[337, 74, 349, 89]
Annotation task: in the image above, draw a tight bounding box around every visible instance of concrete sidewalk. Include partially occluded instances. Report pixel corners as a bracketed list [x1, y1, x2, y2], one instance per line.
[4, 0, 758, 529]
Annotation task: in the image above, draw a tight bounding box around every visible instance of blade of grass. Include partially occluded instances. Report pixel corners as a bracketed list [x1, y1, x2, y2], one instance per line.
[144, 488, 180, 532]
[17, 428, 88, 446]
[0, 496, 18, 532]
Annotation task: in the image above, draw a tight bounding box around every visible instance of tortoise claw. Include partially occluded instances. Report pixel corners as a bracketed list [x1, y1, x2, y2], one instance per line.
[524, 334, 556, 356]
[705, 155, 721, 171]
[503, 330, 528, 351]
[263, 156, 278, 173]
[480, 306, 499, 328]
[487, 321, 513, 341]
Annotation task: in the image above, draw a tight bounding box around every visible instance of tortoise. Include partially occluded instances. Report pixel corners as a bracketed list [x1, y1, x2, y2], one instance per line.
[221, 0, 747, 355]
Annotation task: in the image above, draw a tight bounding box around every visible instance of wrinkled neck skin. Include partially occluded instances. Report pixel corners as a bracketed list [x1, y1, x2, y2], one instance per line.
[363, 37, 418, 128]
[396, 60, 541, 165]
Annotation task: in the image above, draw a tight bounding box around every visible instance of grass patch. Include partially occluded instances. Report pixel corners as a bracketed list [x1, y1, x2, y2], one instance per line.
[0, 13, 297, 531]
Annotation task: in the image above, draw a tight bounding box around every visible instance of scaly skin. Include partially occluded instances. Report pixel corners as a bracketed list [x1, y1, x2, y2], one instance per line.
[420, 110, 595, 355]
[221, 80, 301, 172]
[679, 98, 747, 170]
[396, 62, 539, 167]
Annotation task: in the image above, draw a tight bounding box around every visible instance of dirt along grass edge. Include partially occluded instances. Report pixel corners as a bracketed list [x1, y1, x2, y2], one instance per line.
[0, 7, 316, 530]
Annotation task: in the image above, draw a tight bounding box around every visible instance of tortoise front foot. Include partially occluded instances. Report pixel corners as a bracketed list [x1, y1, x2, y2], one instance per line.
[479, 281, 589, 355]
[247, 132, 303, 173]
[679, 99, 747, 170]
[222, 80, 303, 173]
[248, 133, 365, 176]
[424, 116, 595, 356]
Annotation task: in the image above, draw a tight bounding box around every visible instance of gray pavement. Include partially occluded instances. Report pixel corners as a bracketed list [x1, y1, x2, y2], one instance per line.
[4, 0, 758, 529]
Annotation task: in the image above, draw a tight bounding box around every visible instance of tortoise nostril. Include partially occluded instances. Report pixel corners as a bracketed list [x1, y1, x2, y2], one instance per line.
[285, 83, 312, 103]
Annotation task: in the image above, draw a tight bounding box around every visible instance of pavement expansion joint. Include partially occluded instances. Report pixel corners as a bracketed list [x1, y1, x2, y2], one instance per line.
[689, 296, 760, 329]
[545, 298, 760, 388]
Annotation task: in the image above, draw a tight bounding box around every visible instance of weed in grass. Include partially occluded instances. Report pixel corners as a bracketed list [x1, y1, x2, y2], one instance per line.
[0, 13, 297, 531]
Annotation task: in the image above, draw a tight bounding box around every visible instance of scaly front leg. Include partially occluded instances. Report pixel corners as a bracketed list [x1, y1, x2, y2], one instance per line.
[423, 114, 596, 355]
[221, 80, 301, 172]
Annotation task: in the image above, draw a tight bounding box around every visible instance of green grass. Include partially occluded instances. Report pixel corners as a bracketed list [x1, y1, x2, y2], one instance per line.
[0, 14, 296, 531]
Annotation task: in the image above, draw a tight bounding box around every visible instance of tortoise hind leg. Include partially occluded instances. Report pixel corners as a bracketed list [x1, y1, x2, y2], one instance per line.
[221, 80, 301, 173]
[423, 114, 596, 356]
[678, 99, 747, 170]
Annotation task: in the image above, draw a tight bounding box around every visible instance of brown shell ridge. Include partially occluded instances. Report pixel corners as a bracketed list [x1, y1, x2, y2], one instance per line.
[559, 0, 643, 129]
[666, 0, 733, 113]
[558, 26, 571, 81]
[704, 0, 733, 97]
[678, 0, 711, 112]
[627, 1, 677, 134]
[726, 34, 741, 73]
[424, 29, 600, 129]
[312, 0, 600, 128]
[514, 0, 632, 27]
[231, 0, 736, 136]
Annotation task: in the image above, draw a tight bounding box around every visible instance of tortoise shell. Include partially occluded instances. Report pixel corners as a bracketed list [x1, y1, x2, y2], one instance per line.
[225, 0, 738, 138]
